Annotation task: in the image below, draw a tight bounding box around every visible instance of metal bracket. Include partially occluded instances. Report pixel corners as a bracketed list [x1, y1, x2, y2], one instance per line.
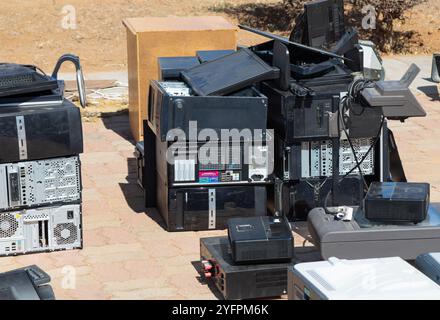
[208, 189, 216, 230]
[16, 116, 28, 161]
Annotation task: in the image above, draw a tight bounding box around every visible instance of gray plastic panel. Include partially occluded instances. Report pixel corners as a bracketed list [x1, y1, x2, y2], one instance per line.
[0, 204, 82, 256]
[308, 206, 440, 260]
[361, 64, 426, 119]
[0, 156, 81, 211]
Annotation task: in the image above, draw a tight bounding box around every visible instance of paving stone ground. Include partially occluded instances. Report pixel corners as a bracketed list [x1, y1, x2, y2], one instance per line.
[0, 92, 438, 300]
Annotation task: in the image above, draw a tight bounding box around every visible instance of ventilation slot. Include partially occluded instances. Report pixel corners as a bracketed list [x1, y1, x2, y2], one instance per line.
[54, 223, 78, 245]
[0, 214, 19, 239]
[256, 270, 287, 289]
[307, 270, 336, 291]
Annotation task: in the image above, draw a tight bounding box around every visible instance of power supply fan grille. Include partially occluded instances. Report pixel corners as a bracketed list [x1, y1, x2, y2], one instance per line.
[54, 223, 78, 245]
[0, 214, 19, 239]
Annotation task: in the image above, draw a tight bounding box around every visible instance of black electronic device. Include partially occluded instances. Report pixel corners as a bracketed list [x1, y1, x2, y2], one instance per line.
[295, 59, 353, 86]
[196, 50, 236, 63]
[275, 135, 378, 181]
[135, 141, 145, 189]
[331, 27, 359, 56]
[0, 81, 64, 108]
[181, 48, 279, 96]
[364, 182, 430, 223]
[261, 81, 344, 142]
[228, 216, 293, 264]
[0, 63, 58, 98]
[156, 176, 267, 232]
[0, 99, 83, 164]
[200, 236, 294, 300]
[261, 63, 384, 143]
[272, 41, 291, 91]
[143, 121, 157, 208]
[155, 133, 273, 187]
[432, 53, 440, 83]
[277, 176, 364, 221]
[148, 80, 268, 141]
[158, 56, 200, 81]
[0, 54, 87, 108]
[238, 25, 348, 62]
[0, 265, 55, 300]
[292, 0, 346, 50]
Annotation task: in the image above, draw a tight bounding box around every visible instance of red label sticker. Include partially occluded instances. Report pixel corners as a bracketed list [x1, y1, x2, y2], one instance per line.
[199, 171, 219, 178]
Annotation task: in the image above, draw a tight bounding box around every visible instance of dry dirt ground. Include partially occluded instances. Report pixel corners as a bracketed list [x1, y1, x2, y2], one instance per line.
[0, 0, 439, 73]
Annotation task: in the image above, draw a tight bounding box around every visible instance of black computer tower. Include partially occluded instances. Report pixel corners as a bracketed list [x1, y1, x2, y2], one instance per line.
[156, 176, 267, 232]
[0, 100, 83, 163]
[277, 176, 364, 221]
[155, 135, 273, 187]
[148, 81, 268, 142]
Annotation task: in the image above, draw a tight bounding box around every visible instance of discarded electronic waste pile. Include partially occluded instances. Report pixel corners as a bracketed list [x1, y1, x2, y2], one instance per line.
[0, 54, 86, 258]
[134, 0, 440, 300]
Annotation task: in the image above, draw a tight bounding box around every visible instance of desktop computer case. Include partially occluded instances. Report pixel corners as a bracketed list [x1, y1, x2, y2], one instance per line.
[0, 100, 83, 163]
[0, 204, 82, 256]
[157, 175, 267, 232]
[148, 81, 268, 142]
[0, 156, 82, 212]
[156, 135, 273, 187]
[278, 176, 364, 221]
[275, 136, 375, 181]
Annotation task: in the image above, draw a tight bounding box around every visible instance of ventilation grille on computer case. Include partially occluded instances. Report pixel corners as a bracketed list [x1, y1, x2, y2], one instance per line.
[20, 157, 81, 207]
[302, 138, 374, 178]
[54, 223, 78, 245]
[256, 270, 287, 289]
[0, 213, 19, 239]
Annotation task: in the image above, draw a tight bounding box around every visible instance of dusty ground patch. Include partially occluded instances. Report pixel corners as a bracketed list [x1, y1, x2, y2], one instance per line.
[0, 0, 438, 73]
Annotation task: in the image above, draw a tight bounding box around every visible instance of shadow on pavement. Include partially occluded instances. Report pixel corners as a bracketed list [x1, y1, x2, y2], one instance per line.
[418, 85, 440, 101]
[101, 114, 135, 143]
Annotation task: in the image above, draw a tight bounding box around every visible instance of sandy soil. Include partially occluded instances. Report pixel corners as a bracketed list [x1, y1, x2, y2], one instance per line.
[0, 0, 438, 73]
[391, 0, 440, 56]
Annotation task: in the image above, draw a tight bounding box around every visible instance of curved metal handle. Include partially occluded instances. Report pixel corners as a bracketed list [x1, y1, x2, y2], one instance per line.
[52, 54, 87, 108]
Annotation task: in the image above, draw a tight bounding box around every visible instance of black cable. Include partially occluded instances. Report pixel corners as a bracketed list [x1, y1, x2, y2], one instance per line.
[323, 78, 384, 214]
[339, 116, 384, 181]
[339, 78, 379, 190]
[339, 103, 368, 190]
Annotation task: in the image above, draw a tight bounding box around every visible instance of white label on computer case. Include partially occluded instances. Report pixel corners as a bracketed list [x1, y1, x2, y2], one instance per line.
[174, 159, 195, 182]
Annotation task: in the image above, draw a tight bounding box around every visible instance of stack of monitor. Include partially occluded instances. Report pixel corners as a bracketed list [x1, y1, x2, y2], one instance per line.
[139, 49, 277, 232]
[0, 55, 85, 257]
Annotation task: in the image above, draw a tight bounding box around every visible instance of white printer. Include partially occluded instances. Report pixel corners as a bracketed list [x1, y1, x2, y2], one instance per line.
[288, 257, 440, 300]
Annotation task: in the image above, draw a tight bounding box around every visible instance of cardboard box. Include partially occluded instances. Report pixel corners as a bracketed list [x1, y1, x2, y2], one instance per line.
[123, 16, 238, 142]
